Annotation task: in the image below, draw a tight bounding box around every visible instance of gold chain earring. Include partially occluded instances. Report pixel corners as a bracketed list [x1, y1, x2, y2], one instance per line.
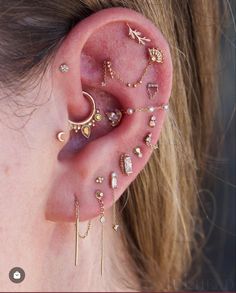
[74, 197, 92, 266]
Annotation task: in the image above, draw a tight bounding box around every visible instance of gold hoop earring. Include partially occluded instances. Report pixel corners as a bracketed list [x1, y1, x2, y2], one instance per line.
[68, 91, 103, 139]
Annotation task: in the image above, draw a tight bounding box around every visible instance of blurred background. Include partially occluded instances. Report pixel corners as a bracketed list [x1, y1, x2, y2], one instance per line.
[193, 0, 236, 291]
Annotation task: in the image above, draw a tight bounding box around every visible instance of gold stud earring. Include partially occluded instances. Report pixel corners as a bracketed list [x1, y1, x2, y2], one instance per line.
[133, 146, 143, 158]
[110, 172, 119, 231]
[144, 133, 159, 150]
[59, 63, 69, 73]
[56, 131, 66, 142]
[74, 197, 92, 266]
[95, 190, 105, 276]
[68, 91, 103, 139]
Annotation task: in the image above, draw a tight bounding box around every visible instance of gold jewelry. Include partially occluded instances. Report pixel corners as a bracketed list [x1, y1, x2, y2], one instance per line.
[95, 190, 105, 276]
[95, 176, 104, 184]
[133, 146, 143, 158]
[59, 63, 69, 73]
[106, 109, 122, 127]
[68, 91, 103, 139]
[56, 131, 66, 142]
[144, 133, 159, 150]
[74, 198, 92, 266]
[127, 23, 151, 45]
[120, 154, 133, 175]
[149, 115, 157, 128]
[147, 83, 159, 99]
[101, 48, 163, 88]
[110, 172, 119, 231]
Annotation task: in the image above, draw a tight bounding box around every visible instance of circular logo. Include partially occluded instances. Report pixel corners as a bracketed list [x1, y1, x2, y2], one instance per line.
[9, 267, 25, 283]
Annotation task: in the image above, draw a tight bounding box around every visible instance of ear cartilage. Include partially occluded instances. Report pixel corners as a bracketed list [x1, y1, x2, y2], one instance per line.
[133, 146, 143, 158]
[56, 131, 66, 142]
[147, 83, 159, 99]
[149, 115, 157, 128]
[59, 63, 69, 73]
[148, 48, 164, 63]
[68, 91, 103, 139]
[126, 23, 151, 45]
[110, 172, 119, 232]
[144, 133, 159, 150]
[120, 154, 133, 175]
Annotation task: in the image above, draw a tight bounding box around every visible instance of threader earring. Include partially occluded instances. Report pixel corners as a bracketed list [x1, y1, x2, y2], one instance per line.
[74, 197, 92, 266]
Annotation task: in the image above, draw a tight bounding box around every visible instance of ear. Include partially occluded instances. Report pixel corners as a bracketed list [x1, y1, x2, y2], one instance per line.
[45, 7, 172, 222]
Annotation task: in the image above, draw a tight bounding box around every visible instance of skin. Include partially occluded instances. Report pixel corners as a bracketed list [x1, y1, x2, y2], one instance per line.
[0, 8, 172, 292]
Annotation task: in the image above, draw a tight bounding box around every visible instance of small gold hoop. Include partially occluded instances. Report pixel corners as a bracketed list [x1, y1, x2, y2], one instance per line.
[68, 91, 103, 138]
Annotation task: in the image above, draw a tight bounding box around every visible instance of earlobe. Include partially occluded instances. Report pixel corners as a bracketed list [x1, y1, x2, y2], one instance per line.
[46, 7, 172, 226]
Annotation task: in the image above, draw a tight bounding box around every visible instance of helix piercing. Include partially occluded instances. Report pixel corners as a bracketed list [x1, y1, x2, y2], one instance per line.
[68, 91, 103, 139]
[110, 172, 119, 231]
[120, 154, 133, 175]
[144, 133, 159, 150]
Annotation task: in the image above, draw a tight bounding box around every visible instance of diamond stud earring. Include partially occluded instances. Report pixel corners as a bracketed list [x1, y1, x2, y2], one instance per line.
[59, 63, 69, 73]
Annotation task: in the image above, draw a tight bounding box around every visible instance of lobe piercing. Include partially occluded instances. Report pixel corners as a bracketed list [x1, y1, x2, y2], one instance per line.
[68, 91, 103, 139]
[57, 131, 66, 142]
[110, 172, 119, 232]
[95, 190, 105, 276]
[74, 198, 92, 266]
[120, 154, 133, 175]
[144, 133, 159, 150]
[133, 146, 143, 158]
[59, 63, 69, 73]
[126, 23, 151, 45]
[147, 83, 159, 99]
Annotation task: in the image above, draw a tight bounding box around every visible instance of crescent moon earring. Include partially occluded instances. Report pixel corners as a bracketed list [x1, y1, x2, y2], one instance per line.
[57, 131, 66, 142]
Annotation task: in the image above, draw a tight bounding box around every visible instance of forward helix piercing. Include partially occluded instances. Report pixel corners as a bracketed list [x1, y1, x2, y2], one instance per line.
[68, 91, 103, 139]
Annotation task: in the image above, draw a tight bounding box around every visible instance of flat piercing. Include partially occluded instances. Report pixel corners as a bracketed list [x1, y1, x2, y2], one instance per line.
[147, 83, 159, 99]
[127, 23, 151, 45]
[110, 172, 119, 232]
[120, 154, 133, 175]
[133, 146, 143, 158]
[68, 91, 103, 138]
[59, 63, 69, 72]
[57, 131, 66, 142]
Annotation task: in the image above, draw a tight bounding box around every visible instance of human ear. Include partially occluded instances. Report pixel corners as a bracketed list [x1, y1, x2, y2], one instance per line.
[45, 7, 172, 223]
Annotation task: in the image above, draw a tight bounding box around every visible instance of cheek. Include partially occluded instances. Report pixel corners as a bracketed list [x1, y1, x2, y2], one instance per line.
[0, 127, 56, 222]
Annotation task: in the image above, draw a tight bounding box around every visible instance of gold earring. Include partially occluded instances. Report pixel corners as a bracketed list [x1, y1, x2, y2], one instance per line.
[74, 197, 92, 266]
[68, 91, 103, 139]
[110, 172, 119, 231]
[95, 190, 105, 276]
[56, 131, 66, 142]
[144, 133, 159, 150]
[126, 23, 151, 45]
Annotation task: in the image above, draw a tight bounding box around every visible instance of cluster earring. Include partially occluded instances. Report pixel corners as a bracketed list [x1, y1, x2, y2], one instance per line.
[68, 91, 103, 139]
[74, 197, 92, 266]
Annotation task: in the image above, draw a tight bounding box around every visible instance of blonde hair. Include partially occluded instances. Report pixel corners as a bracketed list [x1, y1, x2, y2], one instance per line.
[0, 0, 220, 291]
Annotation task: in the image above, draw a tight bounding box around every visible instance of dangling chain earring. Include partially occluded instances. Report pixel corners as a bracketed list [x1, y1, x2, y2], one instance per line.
[110, 172, 119, 231]
[74, 197, 92, 266]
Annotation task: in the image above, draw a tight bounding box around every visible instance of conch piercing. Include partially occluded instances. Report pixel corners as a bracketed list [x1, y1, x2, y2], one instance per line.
[126, 23, 151, 45]
[74, 197, 92, 266]
[95, 190, 105, 276]
[59, 63, 69, 73]
[68, 91, 103, 139]
[110, 172, 119, 232]
[101, 48, 164, 88]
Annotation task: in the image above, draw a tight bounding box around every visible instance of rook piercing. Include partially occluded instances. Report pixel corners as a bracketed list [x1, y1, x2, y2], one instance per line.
[120, 154, 133, 175]
[126, 23, 151, 45]
[68, 91, 103, 139]
[110, 172, 119, 232]
[133, 146, 143, 158]
[59, 63, 69, 73]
